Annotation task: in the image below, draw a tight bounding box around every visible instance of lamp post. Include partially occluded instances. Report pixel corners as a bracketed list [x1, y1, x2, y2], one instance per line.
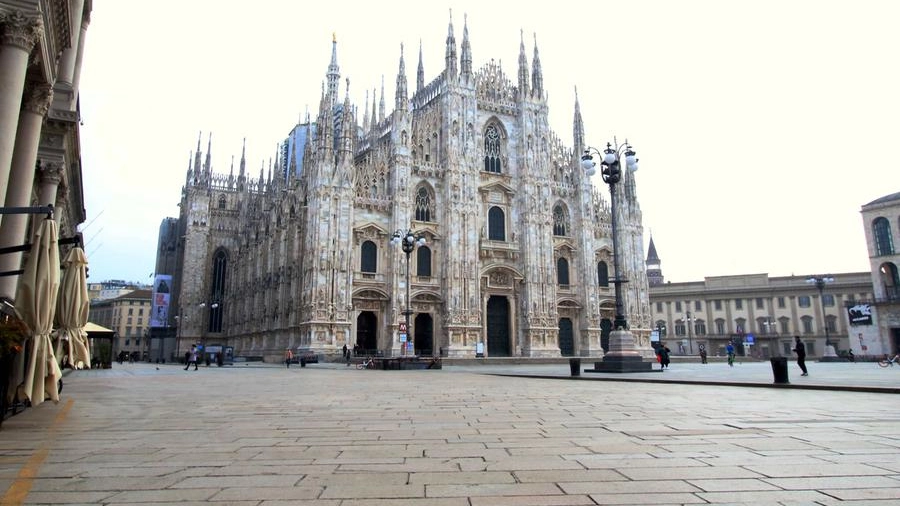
[806, 275, 835, 349]
[391, 229, 426, 356]
[685, 310, 694, 355]
[581, 140, 638, 331]
[582, 140, 650, 372]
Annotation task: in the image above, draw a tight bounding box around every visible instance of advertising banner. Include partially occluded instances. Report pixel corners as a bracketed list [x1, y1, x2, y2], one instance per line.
[150, 274, 172, 328]
[847, 303, 872, 325]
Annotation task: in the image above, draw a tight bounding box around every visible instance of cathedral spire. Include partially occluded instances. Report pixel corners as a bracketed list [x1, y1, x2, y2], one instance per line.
[416, 39, 425, 92]
[531, 33, 544, 98]
[379, 75, 385, 122]
[517, 29, 529, 97]
[460, 14, 472, 82]
[326, 32, 340, 107]
[204, 132, 212, 183]
[573, 86, 584, 156]
[362, 89, 369, 129]
[370, 86, 377, 132]
[396, 43, 409, 109]
[194, 131, 202, 176]
[239, 137, 246, 180]
[444, 10, 458, 81]
[340, 78, 354, 158]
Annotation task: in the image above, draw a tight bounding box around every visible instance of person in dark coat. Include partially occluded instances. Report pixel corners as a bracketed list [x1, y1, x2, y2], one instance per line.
[658, 343, 671, 370]
[792, 335, 808, 376]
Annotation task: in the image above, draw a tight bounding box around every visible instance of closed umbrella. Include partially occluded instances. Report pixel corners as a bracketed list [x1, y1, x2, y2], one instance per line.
[55, 247, 90, 369]
[15, 218, 61, 407]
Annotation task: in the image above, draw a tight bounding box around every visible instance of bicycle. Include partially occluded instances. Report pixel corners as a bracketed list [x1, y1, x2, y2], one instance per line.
[877, 354, 900, 367]
[356, 356, 376, 370]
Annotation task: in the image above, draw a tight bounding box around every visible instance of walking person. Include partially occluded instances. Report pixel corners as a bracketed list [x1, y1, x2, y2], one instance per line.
[285, 349, 293, 368]
[699, 344, 708, 364]
[726, 342, 735, 367]
[657, 343, 671, 370]
[184, 345, 199, 371]
[792, 335, 808, 376]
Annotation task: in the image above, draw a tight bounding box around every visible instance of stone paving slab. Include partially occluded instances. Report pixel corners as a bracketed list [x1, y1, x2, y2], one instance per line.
[0, 362, 898, 504]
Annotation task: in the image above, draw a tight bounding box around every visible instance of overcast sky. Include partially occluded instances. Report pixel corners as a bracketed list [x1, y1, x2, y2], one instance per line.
[77, 0, 898, 285]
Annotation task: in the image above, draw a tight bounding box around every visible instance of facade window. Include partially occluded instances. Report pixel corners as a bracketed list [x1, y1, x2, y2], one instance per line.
[656, 302, 662, 312]
[694, 300, 702, 311]
[873, 217, 894, 256]
[125, 339, 130, 346]
[735, 299, 743, 310]
[128, 308, 133, 316]
[557, 257, 570, 286]
[695, 320, 706, 335]
[674, 321, 686, 336]
[777, 297, 785, 308]
[416, 246, 432, 277]
[801, 316, 813, 334]
[798, 296, 811, 308]
[488, 206, 505, 241]
[360, 241, 377, 273]
[218, 195, 226, 210]
[552, 205, 568, 236]
[735, 318, 746, 334]
[714, 299, 722, 310]
[715, 319, 725, 335]
[675, 301, 682, 312]
[483, 124, 503, 173]
[415, 186, 433, 222]
[755, 298, 764, 309]
[822, 294, 835, 306]
[209, 249, 227, 333]
[779, 317, 790, 334]
[597, 262, 609, 287]
[825, 315, 837, 333]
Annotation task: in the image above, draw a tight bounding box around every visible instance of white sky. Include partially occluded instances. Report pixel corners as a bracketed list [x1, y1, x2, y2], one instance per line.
[78, 0, 899, 285]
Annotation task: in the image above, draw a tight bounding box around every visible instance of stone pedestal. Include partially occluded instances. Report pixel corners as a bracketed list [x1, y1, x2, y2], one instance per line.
[586, 329, 654, 373]
[819, 343, 843, 362]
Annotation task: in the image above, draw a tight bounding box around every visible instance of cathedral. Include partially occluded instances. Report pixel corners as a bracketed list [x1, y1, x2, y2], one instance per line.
[165, 17, 652, 362]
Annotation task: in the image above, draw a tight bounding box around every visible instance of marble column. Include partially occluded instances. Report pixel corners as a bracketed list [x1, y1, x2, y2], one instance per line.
[0, 81, 53, 300]
[0, 12, 42, 208]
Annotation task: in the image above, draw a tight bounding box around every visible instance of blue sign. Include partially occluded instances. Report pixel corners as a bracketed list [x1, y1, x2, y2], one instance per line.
[745, 334, 755, 344]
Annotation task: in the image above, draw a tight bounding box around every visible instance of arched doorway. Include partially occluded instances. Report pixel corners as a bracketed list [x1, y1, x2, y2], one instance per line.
[600, 318, 612, 354]
[356, 311, 377, 354]
[486, 295, 511, 357]
[414, 313, 434, 356]
[558, 318, 574, 356]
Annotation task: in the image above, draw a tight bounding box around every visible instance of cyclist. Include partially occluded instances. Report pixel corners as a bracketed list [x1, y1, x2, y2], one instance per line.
[725, 342, 735, 367]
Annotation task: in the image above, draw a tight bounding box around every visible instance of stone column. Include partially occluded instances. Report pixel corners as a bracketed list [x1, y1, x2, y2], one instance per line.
[0, 81, 53, 300]
[71, 11, 91, 100]
[56, 0, 85, 87]
[0, 12, 43, 207]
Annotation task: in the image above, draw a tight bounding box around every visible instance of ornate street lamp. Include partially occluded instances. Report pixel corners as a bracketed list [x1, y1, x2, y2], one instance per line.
[685, 310, 694, 355]
[581, 139, 650, 372]
[581, 140, 638, 331]
[806, 275, 835, 349]
[391, 229, 426, 356]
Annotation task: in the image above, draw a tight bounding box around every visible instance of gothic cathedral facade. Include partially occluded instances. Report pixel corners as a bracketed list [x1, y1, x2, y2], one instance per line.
[170, 19, 652, 362]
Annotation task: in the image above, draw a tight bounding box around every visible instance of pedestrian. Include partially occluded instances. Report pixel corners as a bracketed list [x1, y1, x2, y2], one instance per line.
[726, 342, 735, 367]
[184, 345, 199, 371]
[699, 344, 708, 364]
[342, 344, 348, 361]
[658, 343, 671, 370]
[792, 335, 808, 376]
[285, 349, 293, 368]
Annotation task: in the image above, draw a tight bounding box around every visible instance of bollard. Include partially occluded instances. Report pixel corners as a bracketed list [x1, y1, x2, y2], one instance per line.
[569, 358, 581, 377]
[770, 357, 789, 384]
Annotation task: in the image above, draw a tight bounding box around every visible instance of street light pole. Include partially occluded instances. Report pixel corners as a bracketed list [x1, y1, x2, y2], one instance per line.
[806, 275, 835, 348]
[391, 229, 426, 356]
[581, 140, 651, 373]
[581, 141, 637, 331]
[685, 310, 694, 355]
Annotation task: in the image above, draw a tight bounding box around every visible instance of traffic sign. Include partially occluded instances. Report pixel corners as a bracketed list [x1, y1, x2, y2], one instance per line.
[399, 321, 408, 333]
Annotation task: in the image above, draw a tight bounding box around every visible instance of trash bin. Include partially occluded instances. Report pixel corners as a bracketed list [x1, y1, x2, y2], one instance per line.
[569, 358, 581, 377]
[770, 357, 789, 384]
[300, 358, 306, 368]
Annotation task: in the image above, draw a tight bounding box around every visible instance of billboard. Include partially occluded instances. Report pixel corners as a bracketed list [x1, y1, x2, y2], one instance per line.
[847, 303, 872, 325]
[150, 274, 172, 328]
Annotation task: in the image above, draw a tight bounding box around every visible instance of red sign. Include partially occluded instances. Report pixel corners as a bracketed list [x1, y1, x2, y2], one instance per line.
[399, 322, 407, 333]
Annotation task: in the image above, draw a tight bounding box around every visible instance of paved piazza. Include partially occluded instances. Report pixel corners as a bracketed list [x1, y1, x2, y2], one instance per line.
[1, 361, 899, 505]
